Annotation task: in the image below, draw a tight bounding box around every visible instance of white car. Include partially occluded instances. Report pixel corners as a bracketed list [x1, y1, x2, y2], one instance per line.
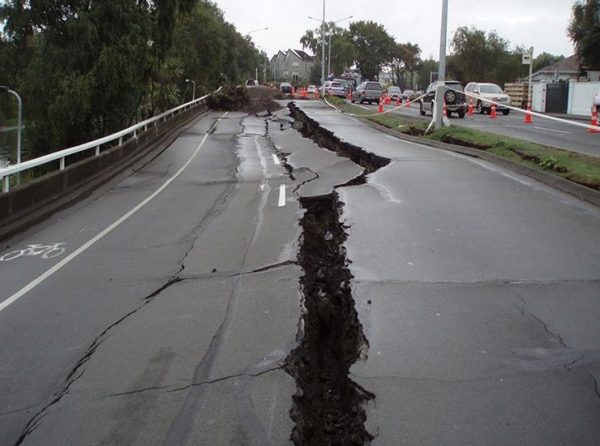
[387, 86, 402, 101]
[307, 85, 317, 95]
[465, 82, 512, 115]
[323, 81, 346, 98]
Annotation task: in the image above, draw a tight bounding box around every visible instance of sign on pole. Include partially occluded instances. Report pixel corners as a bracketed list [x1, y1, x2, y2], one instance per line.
[522, 53, 532, 65]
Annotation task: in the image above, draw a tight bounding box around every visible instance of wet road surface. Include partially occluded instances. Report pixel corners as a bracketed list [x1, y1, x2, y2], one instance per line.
[297, 100, 600, 445]
[355, 100, 600, 157]
[1, 100, 599, 445]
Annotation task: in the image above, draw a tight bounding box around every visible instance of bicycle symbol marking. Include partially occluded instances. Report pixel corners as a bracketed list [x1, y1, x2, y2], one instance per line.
[0, 243, 66, 262]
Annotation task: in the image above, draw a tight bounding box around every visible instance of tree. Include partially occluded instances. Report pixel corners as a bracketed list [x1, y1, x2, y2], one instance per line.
[568, 0, 600, 69]
[348, 21, 395, 80]
[415, 58, 438, 90]
[447, 26, 526, 85]
[0, 0, 263, 159]
[299, 23, 356, 78]
[533, 52, 565, 72]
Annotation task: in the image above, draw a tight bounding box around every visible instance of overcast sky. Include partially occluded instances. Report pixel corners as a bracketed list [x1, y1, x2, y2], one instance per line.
[214, 0, 575, 59]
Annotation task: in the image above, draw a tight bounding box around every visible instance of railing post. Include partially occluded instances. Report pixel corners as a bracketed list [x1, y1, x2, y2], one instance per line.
[95, 145, 100, 156]
[118, 136, 123, 145]
[59, 157, 65, 170]
[134, 129, 137, 139]
[2, 176, 9, 193]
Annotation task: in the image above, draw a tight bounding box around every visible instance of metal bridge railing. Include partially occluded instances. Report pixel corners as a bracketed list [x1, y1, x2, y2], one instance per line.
[0, 88, 220, 193]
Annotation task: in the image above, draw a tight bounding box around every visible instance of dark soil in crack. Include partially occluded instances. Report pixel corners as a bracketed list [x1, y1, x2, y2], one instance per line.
[282, 102, 398, 445]
[285, 193, 374, 446]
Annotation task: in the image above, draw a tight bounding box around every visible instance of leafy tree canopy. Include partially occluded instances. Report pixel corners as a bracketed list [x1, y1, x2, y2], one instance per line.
[447, 26, 527, 86]
[568, 0, 600, 69]
[348, 21, 395, 81]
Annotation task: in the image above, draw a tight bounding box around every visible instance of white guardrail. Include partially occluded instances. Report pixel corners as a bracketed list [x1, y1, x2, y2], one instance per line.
[0, 87, 220, 193]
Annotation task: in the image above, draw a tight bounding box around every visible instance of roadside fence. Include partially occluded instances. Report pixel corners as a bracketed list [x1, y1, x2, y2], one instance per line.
[0, 88, 220, 193]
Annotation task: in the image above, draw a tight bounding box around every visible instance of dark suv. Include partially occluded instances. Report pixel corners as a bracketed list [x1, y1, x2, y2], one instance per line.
[352, 81, 383, 104]
[419, 81, 467, 118]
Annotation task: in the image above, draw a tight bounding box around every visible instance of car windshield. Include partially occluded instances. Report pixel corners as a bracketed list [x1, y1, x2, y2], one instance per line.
[331, 82, 342, 88]
[447, 83, 464, 91]
[480, 84, 502, 94]
[366, 83, 382, 90]
[389, 87, 400, 92]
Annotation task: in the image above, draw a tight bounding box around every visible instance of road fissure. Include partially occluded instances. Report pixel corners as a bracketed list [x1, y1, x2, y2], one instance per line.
[283, 102, 393, 445]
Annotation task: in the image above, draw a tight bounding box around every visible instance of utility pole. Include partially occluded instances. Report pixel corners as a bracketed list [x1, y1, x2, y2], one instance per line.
[321, 0, 326, 92]
[434, 0, 448, 129]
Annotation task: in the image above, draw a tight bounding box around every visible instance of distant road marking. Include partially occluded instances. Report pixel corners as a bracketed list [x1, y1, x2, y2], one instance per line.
[533, 126, 570, 135]
[271, 154, 280, 165]
[0, 112, 229, 314]
[358, 105, 370, 110]
[278, 185, 286, 207]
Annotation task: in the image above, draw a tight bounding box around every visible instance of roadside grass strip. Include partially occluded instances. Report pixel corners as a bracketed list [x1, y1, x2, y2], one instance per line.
[338, 102, 600, 190]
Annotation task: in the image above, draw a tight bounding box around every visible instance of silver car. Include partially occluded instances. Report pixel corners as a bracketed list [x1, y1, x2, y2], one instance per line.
[353, 81, 383, 104]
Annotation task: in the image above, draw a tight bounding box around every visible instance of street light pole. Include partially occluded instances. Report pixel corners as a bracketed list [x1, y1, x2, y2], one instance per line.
[185, 79, 196, 101]
[434, 0, 448, 129]
[326, 16, 353, 78]
[328, 33, 332, 77]
[246, 28, 268, 84]
[0, 86, 22, 166]
[322, 0, 326, 91]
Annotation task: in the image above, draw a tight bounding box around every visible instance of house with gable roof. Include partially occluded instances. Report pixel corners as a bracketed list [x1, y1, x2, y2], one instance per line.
[270, 49, 315, 84]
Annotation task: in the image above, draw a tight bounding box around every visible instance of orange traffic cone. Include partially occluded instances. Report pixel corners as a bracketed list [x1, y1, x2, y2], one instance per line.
[406, 98, 411, 108]
[443, 101, 448, 118]
[378, 100, 384, 113]
[490, 103, 497, 119]
[588, 107, 600, 133]
[524, 102, 533, 124]
[467, 98, 474, 116]
[396, 97, 401, 106]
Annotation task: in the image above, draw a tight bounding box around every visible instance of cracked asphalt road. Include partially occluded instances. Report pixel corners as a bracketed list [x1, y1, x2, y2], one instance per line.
[296, 100, 600, 445]
[1, 100, 600, 445]
[0, 109, 364, 445]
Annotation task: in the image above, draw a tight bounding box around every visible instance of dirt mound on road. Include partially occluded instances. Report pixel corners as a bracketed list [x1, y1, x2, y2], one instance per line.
[207, 85, 281, 114]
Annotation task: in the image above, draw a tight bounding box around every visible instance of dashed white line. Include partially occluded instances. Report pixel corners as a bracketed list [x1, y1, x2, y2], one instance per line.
[533, 126, 570, 135]
[0, 112, 230, 314]
[278, 185, 286, 207]
[272, 154, 280, 165]
[358, 105, 370, 110]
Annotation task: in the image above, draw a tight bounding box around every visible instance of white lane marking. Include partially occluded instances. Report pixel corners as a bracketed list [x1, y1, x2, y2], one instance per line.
[0, 112, 230, 314]
[271, 154, 280, 165]
[533, 126, 570, 135]
[358, 105, 370, 110]
[278, 185, 286, 207]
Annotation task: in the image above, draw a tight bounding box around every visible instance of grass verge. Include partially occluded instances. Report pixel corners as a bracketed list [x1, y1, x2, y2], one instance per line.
[337, 102, 600, 190]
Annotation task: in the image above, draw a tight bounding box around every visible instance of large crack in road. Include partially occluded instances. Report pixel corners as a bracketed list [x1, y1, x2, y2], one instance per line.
[283, 103, 391, 445]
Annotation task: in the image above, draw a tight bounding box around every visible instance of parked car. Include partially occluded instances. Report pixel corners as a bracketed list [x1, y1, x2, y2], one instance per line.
[387, 86, 402, 101]
[465, 82, 512, 115]
[322, 80, 346, 98]
[353, 81, 383, 104]
[245, 79, 258, 87]
[280, 82, 293, 95]
[333, 78, 352, 95]
[307, 85, 317, 95]
[402, 89, 415, 100]
[419, 81, 467, 118]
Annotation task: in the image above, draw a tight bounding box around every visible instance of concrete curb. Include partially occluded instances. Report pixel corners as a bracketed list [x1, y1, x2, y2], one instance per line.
[356, 116, 600, 207]
[0, 107, 209, 242]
